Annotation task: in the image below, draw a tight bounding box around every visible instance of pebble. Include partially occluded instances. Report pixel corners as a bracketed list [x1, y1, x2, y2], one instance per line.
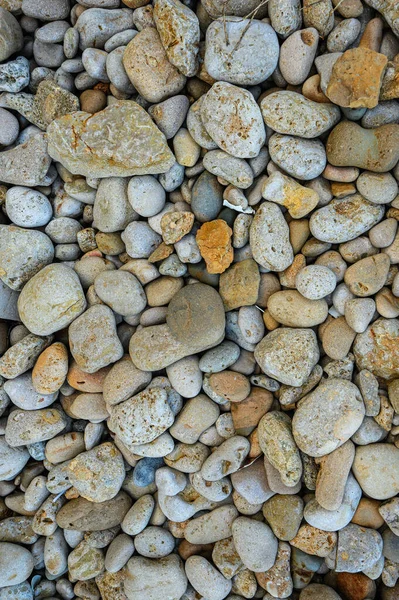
[0, 7, 23, 62]
[75, 8, 133, 50]
[200, 82, 266, 159]
[0, 56, 30, 93]
[262, 172, 319, 219]
[258, 411, 302, 487]
[326, 122, 399, 172]
[123, 27, 186, 103]
[109, 387, 174, 447]
[5, 407, 67, 447]
[185, 555, 232, 600]
[14, 262, 80, 331]
[125, 554, 187, 600]
[279, 28, 319, 85]
[203, 151, 253, 189]
[352, 443, 399, 500]
[0, 542, 33, 587]
[4, 372, 57, 410]
[269, 134, 327, 181]
[356, 171, 398, 204]
[293, 378, 365, 457]
[310, 194, 384, 243]
[255, 328, 319, 387]
[0, 132, 51, 187]
[296, 265, 337, 300]
[47, 101, 174, 178]
[353, 318, 399, 380]
[267, 290, 328, 327]
[153, 0, 199, 77]
[261, 91, 340, 139]
[5, 187, 52, 228]
[205, 17, 279, 86]
[336, 523, 383, 573]
[232, 517, 278, 573]
[250, 202, 293, 272]
[190, 170, 223, 222]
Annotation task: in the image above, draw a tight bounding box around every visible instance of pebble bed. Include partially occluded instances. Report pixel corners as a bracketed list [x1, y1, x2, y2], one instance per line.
[0, 1, 399, 599]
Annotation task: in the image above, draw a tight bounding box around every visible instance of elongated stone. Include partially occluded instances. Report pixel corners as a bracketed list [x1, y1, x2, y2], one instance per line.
[47, 101, 175, 178]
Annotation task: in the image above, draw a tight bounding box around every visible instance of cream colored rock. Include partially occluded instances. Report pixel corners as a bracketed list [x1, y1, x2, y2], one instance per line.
[47, 101, 175, 178]
[123, 27, 186, 103]
[250, 202, 293, 272]
[32, 342, 68, 394]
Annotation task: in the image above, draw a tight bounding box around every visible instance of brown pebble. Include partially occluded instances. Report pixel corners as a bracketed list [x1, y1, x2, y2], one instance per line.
[351, 497, 384, 529]
[208, 371, 251, 404]
[335, 572, 376, 600]
[67, 361, 110, 393]
[80, 90, 107, 114]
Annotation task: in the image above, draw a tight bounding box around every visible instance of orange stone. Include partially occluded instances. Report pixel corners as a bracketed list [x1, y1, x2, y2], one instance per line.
[196, 219, 234, 274]
[327, 47, 388, 109]
[351, 497, 384, 529]
[32, 342, 69, 395]
[380, 56, 399, 101]
[336, 572, 376, 600]
[67, 360, 110, 392]
[208, 370, 251, 403]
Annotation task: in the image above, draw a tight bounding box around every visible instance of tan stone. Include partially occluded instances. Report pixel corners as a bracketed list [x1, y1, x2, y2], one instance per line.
[208, 371, 250, 404]
[231, 388, 273, 435]
[80, 90, 107, 114]
[161, 211, 194, 245]
[290, 525, 337, 557]
[148, 242, 174, 263]
[67, 361, 110, 393]
[123, 27, 186, 103]
[32, 342, 68, 395]
[315, 440, 355, 511]
[380, 56, 399, 101]
[47, 101, 175, 178]
[219, 258, 260, 311]
[358, 17, 383, 52]
[196, 219, 234, 275]
[327, 48, 388, 109]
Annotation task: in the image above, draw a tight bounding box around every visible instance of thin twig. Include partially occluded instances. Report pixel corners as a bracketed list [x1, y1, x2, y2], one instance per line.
[227, 0, 270, 57]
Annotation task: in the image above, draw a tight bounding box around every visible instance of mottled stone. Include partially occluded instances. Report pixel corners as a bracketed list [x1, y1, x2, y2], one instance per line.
[123, 27, 186, 103]
[310, 194, 383, 243]
[327, 48, 388, 108]
[196, 220, 234, 275]
[293, 378, 365, 457]
[261, 91, 340, 139]
[219, 258, 260, 311]
[205, 17, 279, 86]
[327, 122, 399, 172]
[56, 492, 132, 531]
[0, 133, 51, 187]
[109, 388, 174, 447]
[255, 328, 319, 387]
[201, 82, 266, 159]
[0, 226, 54, 292]
[47, 101, 175, 178]
[69, 305, 123, 374]
[250, 202, 293, 272]
[153, 0, 200, 77]
[0, 7, 23, 62]
[353, 318, 399, 380]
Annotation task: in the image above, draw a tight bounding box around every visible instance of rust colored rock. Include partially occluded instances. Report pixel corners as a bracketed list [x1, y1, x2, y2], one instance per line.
[219, 258, 261, 311]
[290, 524, 337, 557]
[161, 211, 194, 245]
[196, 219, 234, 275]
[326, 47, 388, 108]
[380, 56, 399, 101]
[67, 360, 110, 393]
[231, 387, 274, 435]
[208, 371, 251, 404]
[336, 572, 376, 600]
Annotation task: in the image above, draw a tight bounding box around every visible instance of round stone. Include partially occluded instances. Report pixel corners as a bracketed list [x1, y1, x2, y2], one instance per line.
[205, 17, 279, 85]
[201, 81, 266, 159]
[67, 442, 125, 503]
[0, 542, 33, 588]
[296, 265, 337, 300]
[255, 328, 319, 387]
[5, 187, 52, 228]
[293, 378, 365, 457]
[352, 443, 399, 500]
[94, 270, 146, 317]
[353, 318, 399, 380]
[18, 264, 86, 336]
[128, 175, 166, 218]
[269, 134, 327, 180]
[166, 283, 225, 349]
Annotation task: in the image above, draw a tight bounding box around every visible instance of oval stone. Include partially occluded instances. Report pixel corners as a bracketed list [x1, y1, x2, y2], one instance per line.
[293, 379, 365, 457]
